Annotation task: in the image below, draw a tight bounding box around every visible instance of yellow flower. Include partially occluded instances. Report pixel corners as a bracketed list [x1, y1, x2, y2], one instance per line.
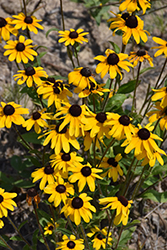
[57, 235, 84, 250]
[68, 67, 97, 93]
[83, 131, 103, 151]
[31, 164, 57, 190]
[151, 37, 167, 57]
[37, 78, 72, 109]
[54, 103, 88, 137]
[12, 12, 43, 34]
[87, 226, 112, 250]
[100, 154, 123, 182]
[44, 178, 74, 207]
[0, 17, 18, 42]
[99, 196, 133, 225]
[78, 82, 110, 98]
[4, 35, 37, 63]
[44, 219, 58, 235]
[0, 188, 17, 218]
[61, 193, 96, 225]
[0, 101, 29, 129]
[50, 151, 83, 174]
[58, 28, 88, 46]
[138, 150, 164, 167]
[94, 49, 133, 79]
[121, 123, 166, 163]
[23, 108, 51, 134]
[68, 162, 103, 192]
[128, 49, 153, 67]
[0, 219, 4, 228]
[151, 87, 167, 108]
[13, 66, 48, 87]
[41, 124, 80, 155]
[108, 12, 150, 45]
[104, 113, 136, 141]
[119, 0, 151, 14]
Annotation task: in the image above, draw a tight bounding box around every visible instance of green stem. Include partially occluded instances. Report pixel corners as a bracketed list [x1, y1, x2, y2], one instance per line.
[67, 46, 75, 68]
[33, 203, 51, 250]
[102, 78, 114, 111]
[121, 43, 126, 53]
[22, 0, 27, 16]
[105, 211, 115, 248]
[97, 138, 115, 168]
[13, 124, 41, 159]
[7, 216, 33, 249]
[0, 235, 14, 250]
[80, 223, 90, 250]
[67, 217, 79, 238]
[138, 83, 151, 116]
[114, 224, 124, 249]
[93, 135, 97, 167]
[92, 95, 96, 113]
[132, 61, 142, 111]
[60, 0, 65, 31]
[74, 46, 80, 67]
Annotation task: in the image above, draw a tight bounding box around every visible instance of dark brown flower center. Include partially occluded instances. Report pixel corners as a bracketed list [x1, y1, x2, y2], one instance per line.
[3, 104, 15, 116]
[0, 17, 7, 27]
[47, 77, 55, 84]
[53, 81, 63, 94]
[72, 197, 83, 209]
[95, 112, 107, 123]
[32, 111, 41, 120]
[90, 82, 97, 91]
[56, 184, 66, 193]
[48, 225, 54, 230]
[97, 233, 103, 240]
[81, 166, 91, 177]
[138, 128, 150, 140]
[119, 115, 130, 126]
[16, 42, 25, 52]
[67, 241, 76, 249]
[44, 165, 54, 174]
[24, 16, 33, 24]
[118, 196, 128, 207]
[107, 157, 118, 167]
[69, 31, 78, 39]
[61, 153, 71, 161]
[121, 13, 130, 20]
[69, 104, 82, 117]
[137, 49, 146, 56]
[125, 15, 138, 28]
[0, 195, 4, 203]
[107, 53, 119, 65]
[27, 188, 37, 197]
[25, 67, 35, 76]
[80, 67, 91, 77]
[56, 123, 67, 134]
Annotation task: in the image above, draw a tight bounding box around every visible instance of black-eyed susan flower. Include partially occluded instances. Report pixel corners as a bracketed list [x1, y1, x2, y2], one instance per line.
[108, 12, 149, 45]
[44, 178, 74, 207]
[61, 193, 96, 225]
[54, 103, 89, 137]
[78, 82, 110, 98]
[0, 188, 17, 218]
[4, 35, 37, 63]
[119, 0, 151, 14]
[99, 196, 133, 225]
[151, 37, 167, 57]
[82, 110, 110, 140]
[87, 226, 112, 250]
[128, 49, 153, 67]
[12, 12, 43, 34]
[57, 235, 84, 250]
[23, 108, 51, 134]
[0, 219, 4, 228]
[37, 78, 72, 109]
[94, 49, 133, 79]
[58, 28, 88, 46]
[13, 66, 48, 87]
[41, 124, 80, 155]
[104, 113, 136, 140]
[151, 87, 167, 108]
[138, 150, 164, 167]
[121, 123, 166, 162]
[31, 164, 57, 190]
[26, 187, 40, 208]
[68, 67, 97, 93]
[50, 151, 84, 175]
[44, 219, 58, 235]
[100, 154, 123, 182]
[0, 101, 29, 129]
[0, 17, 18, 42]
[68, 162, 103, 192]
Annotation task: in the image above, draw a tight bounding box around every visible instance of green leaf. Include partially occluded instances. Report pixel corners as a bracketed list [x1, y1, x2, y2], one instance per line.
[139, 67, 154, 75]
[10, 155, 22, 172]
[57, 228, 72, 236]
[17, 132, 44, 145]
[152, 164, 167, 175]
[13, 179, 34, 188]
[18, 220, 28, 231]
[97, 179, 110, 185]
[105, 94, 127, 112]
[109, 41, 120, 53]
[140, 189, 161, 202]
[118, 226, 136, 247]
[46, 27, 59, 38]
[32, 229, 39, 248]
[23, 245, 31, 250]
[117, 80, 137, 94]
[0, 171, 14, 191]
[124, 220, 140, 229]
[0, 235, 10, 249]
[10, 235, 23, 241]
